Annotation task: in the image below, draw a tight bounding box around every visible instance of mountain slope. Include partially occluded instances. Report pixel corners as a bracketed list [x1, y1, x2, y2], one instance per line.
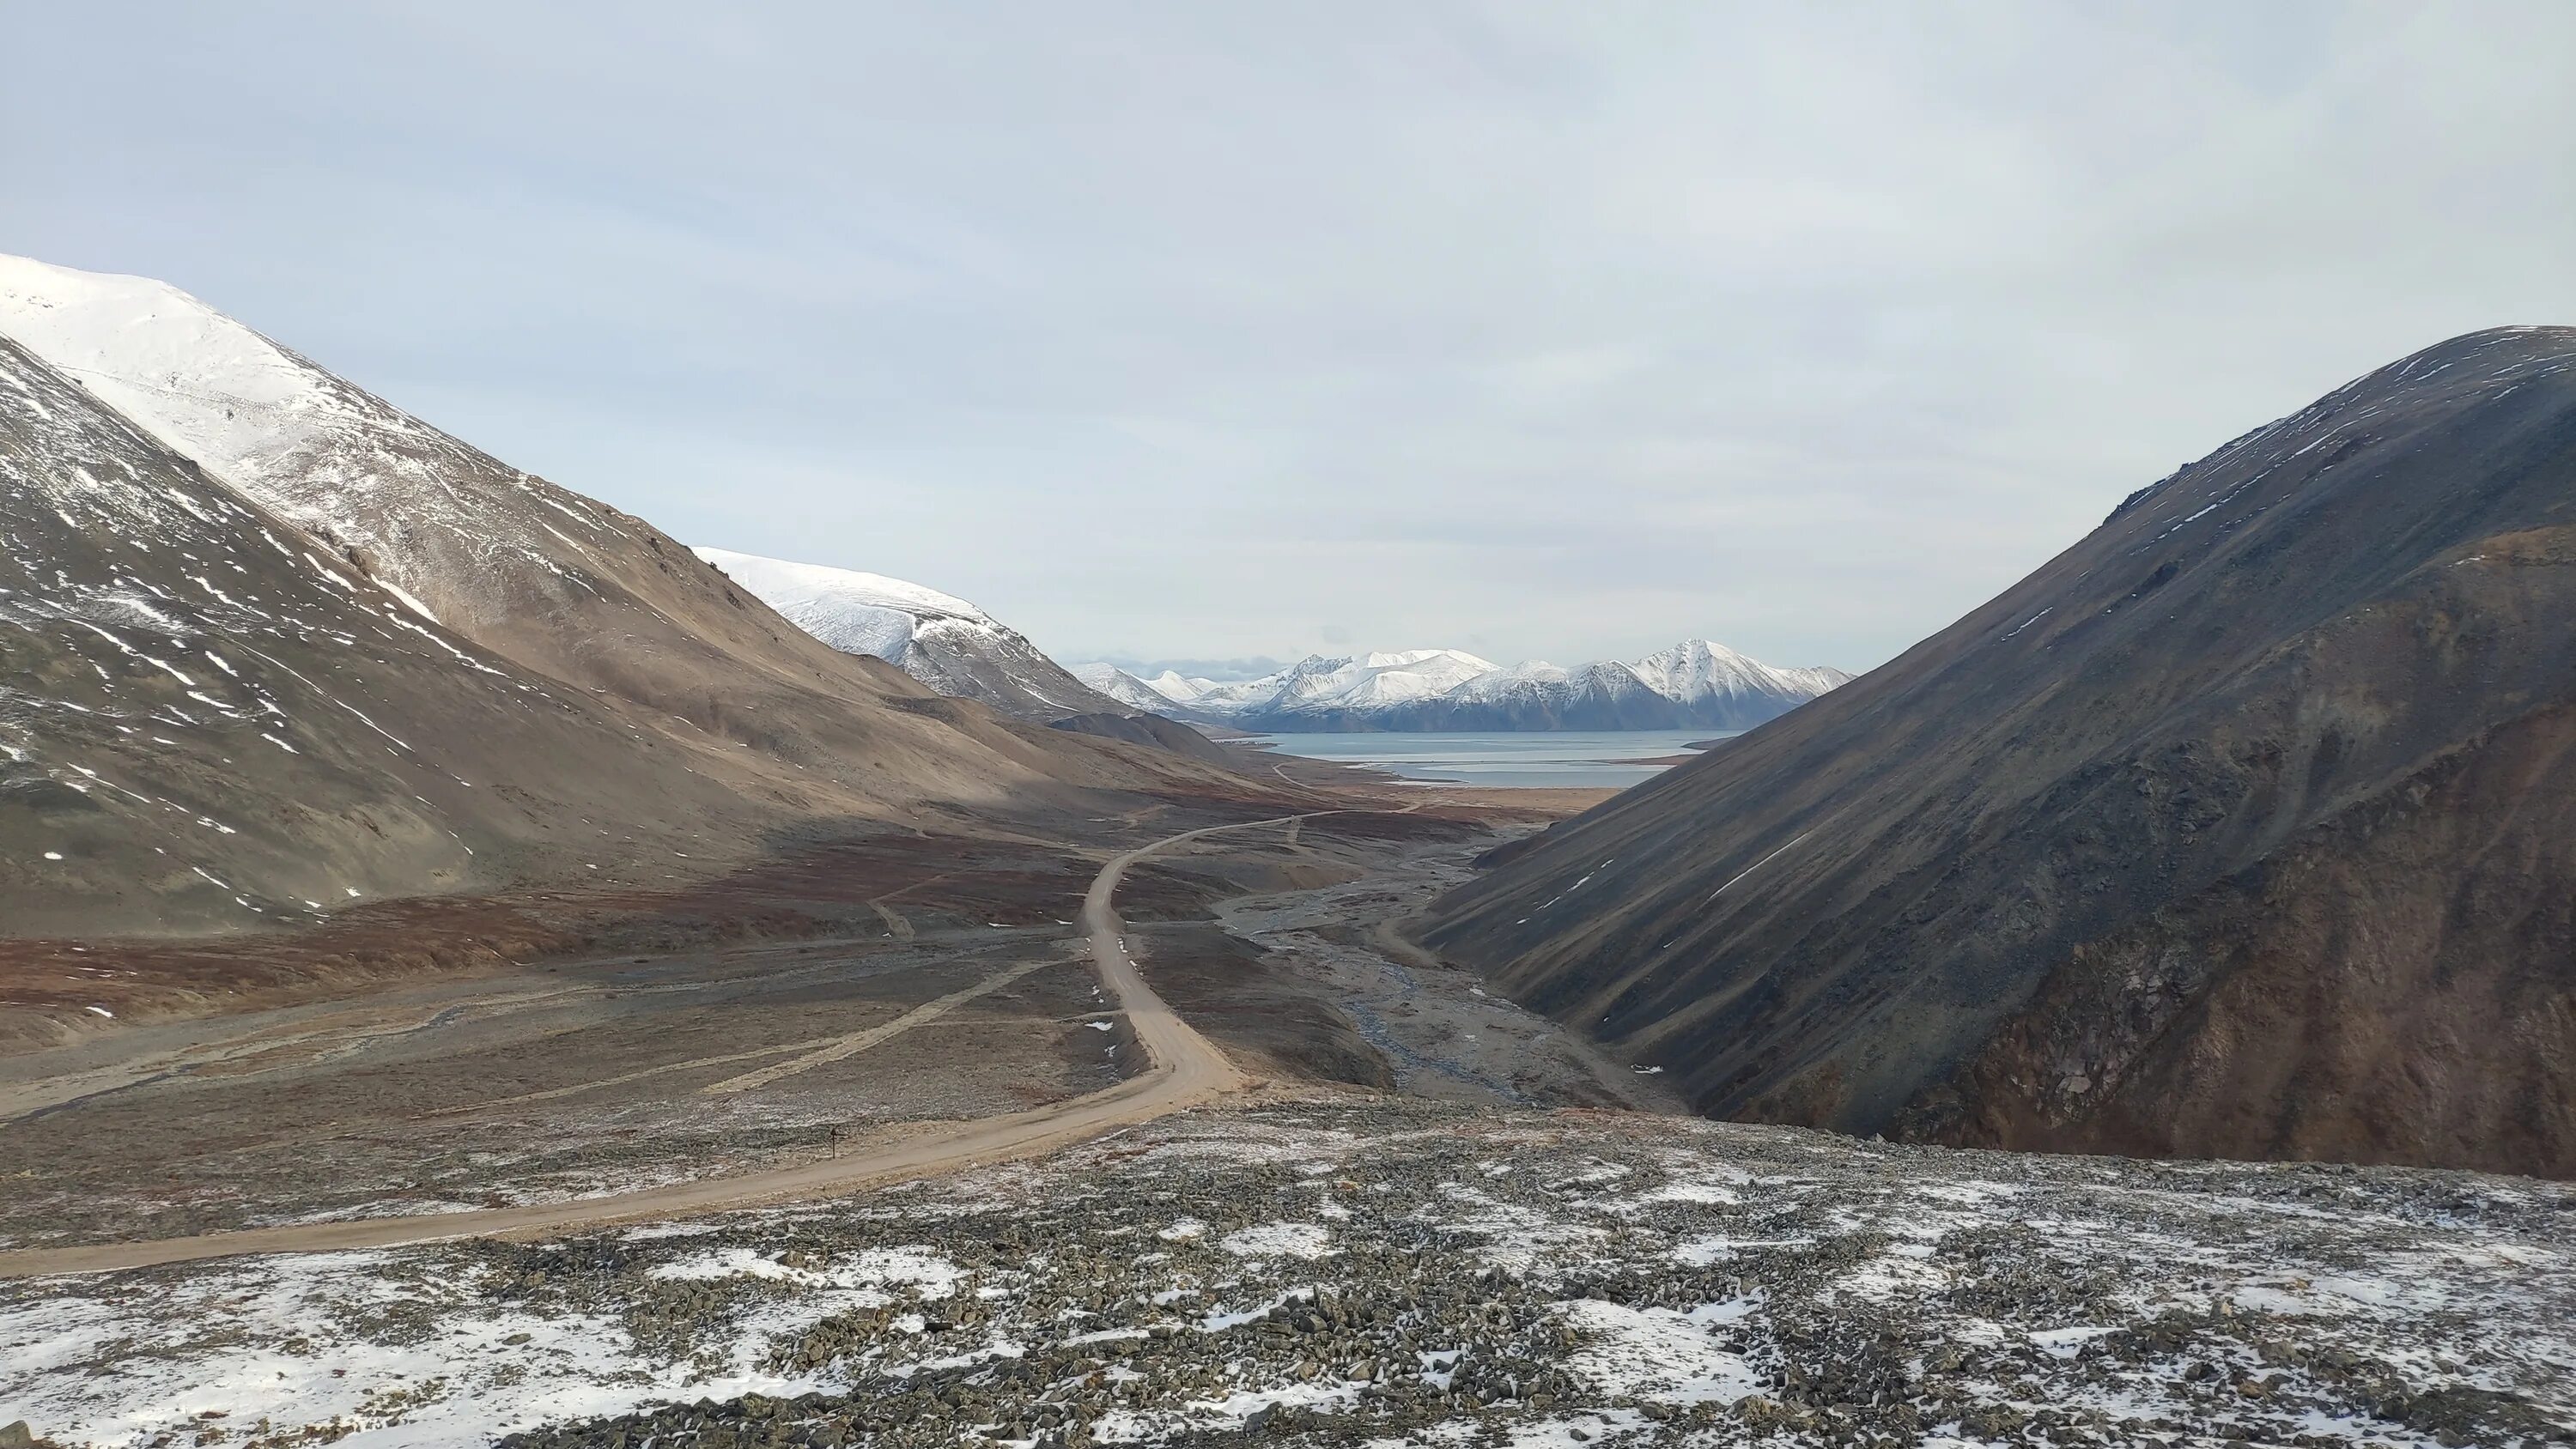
[692, 548, 1128, 721]
[0, 256, 1254, 944]
[1421, 326, 2576, 1176]
[1045, 712, 1242, 769]
[0, 256, 1200, 803]
[0, 334, 762, 934]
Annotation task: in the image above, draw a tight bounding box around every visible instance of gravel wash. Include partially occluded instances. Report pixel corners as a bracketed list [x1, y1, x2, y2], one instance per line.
[3, 1100, 2569, 1449]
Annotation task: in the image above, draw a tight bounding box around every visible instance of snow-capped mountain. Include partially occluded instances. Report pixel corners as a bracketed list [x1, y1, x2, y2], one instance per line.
[1235, 649, 1499, 717]
[1073, 663, 1192, 714]
[0, 321, 844, 935]
[1140, 669, 1214, 705]
[693, 548, 1128, 721]
[0, 254, 1237, 937]
[1084, 642, 1852, 732]
[1629, 639, 1851, 708]
[0, 253, 655, 682]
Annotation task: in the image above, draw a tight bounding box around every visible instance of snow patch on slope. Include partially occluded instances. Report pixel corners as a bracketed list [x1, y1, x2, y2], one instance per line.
[693, 547, 1123, 721]
[692, 547, 991, 668]
[0, 253, 631, 625]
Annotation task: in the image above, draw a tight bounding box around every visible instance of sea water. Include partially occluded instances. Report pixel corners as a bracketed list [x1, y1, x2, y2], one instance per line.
[1237, 730, 1733, 789]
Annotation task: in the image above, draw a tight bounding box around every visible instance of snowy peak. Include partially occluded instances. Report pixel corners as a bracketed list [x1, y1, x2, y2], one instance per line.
[0, 330, 804, 933]
[1450, 659, 1571, 695]
[1143, 670, 1215, 704]
[0, 252, 881, 731]
[0, 253, 641, 642]
[1087, 639, 1850, 731]
[1626, 639, 1851, 704]
[1359, 648, 1498, 673]
[695, 547, 1127, 721]
[1072, 663, 1186, 714]
[692, 547, 991, 666]
[1230, 648, 1502, 714]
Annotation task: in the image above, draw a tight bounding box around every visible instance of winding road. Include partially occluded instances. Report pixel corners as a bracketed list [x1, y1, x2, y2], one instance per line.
[0, 812, 1325, 1278]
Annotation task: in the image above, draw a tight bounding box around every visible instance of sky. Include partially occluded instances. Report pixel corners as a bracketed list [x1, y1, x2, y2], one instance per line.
[5, 4, 2572, 675]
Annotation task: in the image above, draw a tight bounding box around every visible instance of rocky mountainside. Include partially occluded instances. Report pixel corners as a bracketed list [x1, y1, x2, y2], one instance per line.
[0, 256, 1244, 945]
[0, 332, 730, 936]
[1097, 643, 1850, 733]
[693, 548, 1130, 721]
[1422, 325, 2576, 1177]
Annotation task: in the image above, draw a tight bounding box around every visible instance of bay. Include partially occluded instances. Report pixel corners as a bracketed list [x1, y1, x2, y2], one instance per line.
[1238, 729, 1734, 789]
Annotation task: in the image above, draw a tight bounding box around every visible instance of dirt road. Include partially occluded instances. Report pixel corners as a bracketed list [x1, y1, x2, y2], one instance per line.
[0, 813, 1318, 1278]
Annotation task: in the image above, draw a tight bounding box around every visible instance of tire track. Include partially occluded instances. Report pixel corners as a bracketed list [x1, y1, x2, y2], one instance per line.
[0, 810, 1323, 1277]
[700, 954, 1062, 1095]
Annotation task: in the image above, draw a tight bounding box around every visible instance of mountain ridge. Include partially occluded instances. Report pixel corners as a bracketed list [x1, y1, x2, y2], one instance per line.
[1082, 641, 1850, 733]
[1419, 324, 2576, 1176]
[692, 547, 1133, 721]
[0, 254, 1257, 949]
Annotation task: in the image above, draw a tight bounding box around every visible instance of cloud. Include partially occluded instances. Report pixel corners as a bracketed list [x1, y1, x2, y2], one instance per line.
[6, 3, 2569, 672]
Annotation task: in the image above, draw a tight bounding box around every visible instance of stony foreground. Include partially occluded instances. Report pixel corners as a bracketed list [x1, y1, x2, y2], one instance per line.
[3, 1101, 2571, 1449]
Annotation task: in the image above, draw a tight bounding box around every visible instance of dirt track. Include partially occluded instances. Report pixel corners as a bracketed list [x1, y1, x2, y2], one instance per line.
[0, 814, 1317, 1278]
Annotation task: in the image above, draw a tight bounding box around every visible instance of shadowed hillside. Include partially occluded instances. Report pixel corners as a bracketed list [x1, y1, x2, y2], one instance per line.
[1423, 326, 2576, 1177]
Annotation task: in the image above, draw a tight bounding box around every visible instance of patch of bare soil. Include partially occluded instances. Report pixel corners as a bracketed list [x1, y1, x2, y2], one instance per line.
[0, 790, 1602, 1254]
[0, 930, 1130, 1251]
[0, 803, 1243, 1055]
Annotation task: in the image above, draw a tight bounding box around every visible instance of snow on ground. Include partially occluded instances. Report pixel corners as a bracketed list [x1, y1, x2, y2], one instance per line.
[4, 1101, 2571, 1449]
[1217, 1222, 1335, 1260]
[1557, 1300, 1763, 1404]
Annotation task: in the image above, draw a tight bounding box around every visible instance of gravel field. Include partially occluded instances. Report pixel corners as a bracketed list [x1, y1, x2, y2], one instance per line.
[6, 1100, 2569, 1449]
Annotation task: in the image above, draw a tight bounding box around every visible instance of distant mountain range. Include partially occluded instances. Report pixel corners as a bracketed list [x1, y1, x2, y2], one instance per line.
[682, 558, 1852, 739]
[1078, 642, 1851, 733]
[692, 549, 1131, 721]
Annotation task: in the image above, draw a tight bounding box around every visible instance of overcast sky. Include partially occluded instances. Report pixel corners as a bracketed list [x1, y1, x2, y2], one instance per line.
[7, 3, 2571, 673]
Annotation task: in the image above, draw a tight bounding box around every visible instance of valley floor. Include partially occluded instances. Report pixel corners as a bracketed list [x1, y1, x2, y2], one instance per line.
[0, 787, 1619, 1260]
[3, 779, 2568, 1448]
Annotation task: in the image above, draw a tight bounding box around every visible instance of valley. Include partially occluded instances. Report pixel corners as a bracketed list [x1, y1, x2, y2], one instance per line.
[9, 761, 2568, 1449]
[0, 774, 1635, 1270]
[5, 252, 2573, 1449]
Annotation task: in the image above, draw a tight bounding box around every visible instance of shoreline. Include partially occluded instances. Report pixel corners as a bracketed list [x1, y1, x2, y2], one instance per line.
[1222, 726, 1724, 792]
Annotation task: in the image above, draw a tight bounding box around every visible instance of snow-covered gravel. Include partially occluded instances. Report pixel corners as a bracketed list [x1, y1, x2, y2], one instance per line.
[3, 1100, 2569, 1449]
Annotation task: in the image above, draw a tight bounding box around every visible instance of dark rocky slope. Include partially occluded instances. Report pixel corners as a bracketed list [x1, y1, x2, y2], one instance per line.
[1421, 326, 2576, 1177]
